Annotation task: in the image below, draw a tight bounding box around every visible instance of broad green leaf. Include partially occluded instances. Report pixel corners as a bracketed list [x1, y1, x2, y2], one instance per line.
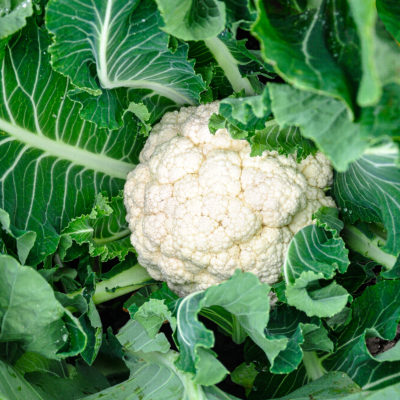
[0, 255, 86, 359]
[0, 0, 33, 40]
[249, 365, 308, 400]
[360, 83, 400, 142]
[254, 0, 400, 111]
[0, 360, 44, 400]
[83, 299, 239, 400]
[253, 0, 353, 112]
[175, 271, 288, 383]
[62, 192, 133, 262]
[155, 0, 226, 41]
[269, 83, 369, 171]
[284, 207, 350, 317]
[0, 22, 144, 265]
[334, 145, 400, 256]
[46, 0, 205, 128]
[264, 371, 361, 400]
[0, 208, 35, 264]
[348, 0, 381, 106]
[25, 363, 110, 400]
[349, 1, 400, 106]
[265, 304, 333, 373]
[324, 280, 400, 390]
[377, 0, 400, 41]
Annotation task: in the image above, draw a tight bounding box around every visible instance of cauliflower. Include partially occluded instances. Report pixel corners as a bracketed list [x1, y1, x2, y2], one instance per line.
[124, 102, 335, 296]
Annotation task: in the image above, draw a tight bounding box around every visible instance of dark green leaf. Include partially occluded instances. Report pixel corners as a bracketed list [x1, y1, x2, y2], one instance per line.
[324, 280, 400, 390]
[0, 22, 144, 265]
[377, 0, 400, 41]
[253, 0, 353, 112]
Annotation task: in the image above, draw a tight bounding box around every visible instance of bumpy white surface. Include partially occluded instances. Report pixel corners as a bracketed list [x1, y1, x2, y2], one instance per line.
[124, 102, 335, 296]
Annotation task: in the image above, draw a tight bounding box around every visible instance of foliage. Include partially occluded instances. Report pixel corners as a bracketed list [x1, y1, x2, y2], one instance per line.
[0, 0, 399, 399]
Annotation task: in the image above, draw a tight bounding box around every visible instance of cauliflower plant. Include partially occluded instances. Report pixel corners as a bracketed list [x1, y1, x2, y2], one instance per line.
[124, 102, 335, 296]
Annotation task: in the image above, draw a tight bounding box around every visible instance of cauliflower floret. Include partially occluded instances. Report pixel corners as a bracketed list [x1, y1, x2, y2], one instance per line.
[124, 101, 335, 296]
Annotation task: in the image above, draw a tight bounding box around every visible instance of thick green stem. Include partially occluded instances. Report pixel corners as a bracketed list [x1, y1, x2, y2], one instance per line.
[302, 351, 326, 381]
[203, 37, 256, 96]
[343, 225, 397, 269]
[69, 263, 153, 306]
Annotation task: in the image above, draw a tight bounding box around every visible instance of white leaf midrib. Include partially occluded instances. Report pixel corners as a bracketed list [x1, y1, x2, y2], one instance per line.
[0, 119, 134, 180]
[96, 0, 195, 105]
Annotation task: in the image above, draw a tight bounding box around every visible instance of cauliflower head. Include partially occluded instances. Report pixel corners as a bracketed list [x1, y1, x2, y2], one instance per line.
[124, 102, 335, 296]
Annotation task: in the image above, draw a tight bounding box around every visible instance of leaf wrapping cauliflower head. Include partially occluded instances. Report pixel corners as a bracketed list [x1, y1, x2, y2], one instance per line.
[124, 102, 335, 296]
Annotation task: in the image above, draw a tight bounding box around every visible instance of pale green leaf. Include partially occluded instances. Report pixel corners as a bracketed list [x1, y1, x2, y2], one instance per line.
[155, 0, 226, 41]
[0, 0, 33, 40]
[0, 255, 86, 359]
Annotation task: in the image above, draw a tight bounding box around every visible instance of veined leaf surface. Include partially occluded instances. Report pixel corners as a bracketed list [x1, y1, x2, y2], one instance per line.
[334, 145, 400, 256]
[0, 23, 143, 264]
[45, 0, 205, 121]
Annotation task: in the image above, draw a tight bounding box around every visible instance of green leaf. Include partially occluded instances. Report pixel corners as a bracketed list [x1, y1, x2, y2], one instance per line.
[155, 0, 226, 40]
[324, 280, 400, 390]
[0, 0, 33, 40]
[265, 371, 361, 400]
[210, 89, 315, 159]
[253, 0, 353, 113]
[377, 0, 400, 41]
[360, 84, 400, 141]
[0, 360, 44, 400]
[348, 0, 400, 107]
[79, 300, 102, 366]
[284, 207, 350, 317]
[46, 0, 205, 128]
[0, 22, 144, 265]
[175, 271, 288, 383]
[0, 255, 86, 359]
[224, 0, 257, 32]
[210, 29, 273, 93]
[218, 90, 271, 132]
[253, 0, 400, 111]
[265, 304, 333, 373]
[26, 363, 110, 400]
[231, 362, 257, 395]
[334, 145, 400, 256]
[0, 208, 35, 264]
[269, 83, 369, 171]
[250, 120, 315, 160]
[62, 192, 133, 262]
[83, 299, 240, 400]
[250, 365, 308, 400]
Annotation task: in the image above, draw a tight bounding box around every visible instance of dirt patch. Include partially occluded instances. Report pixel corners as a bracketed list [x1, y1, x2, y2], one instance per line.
[366, 325, 400, 356]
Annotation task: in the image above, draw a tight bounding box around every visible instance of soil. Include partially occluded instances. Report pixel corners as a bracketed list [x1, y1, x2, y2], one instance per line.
[366, 325, 400, 356]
